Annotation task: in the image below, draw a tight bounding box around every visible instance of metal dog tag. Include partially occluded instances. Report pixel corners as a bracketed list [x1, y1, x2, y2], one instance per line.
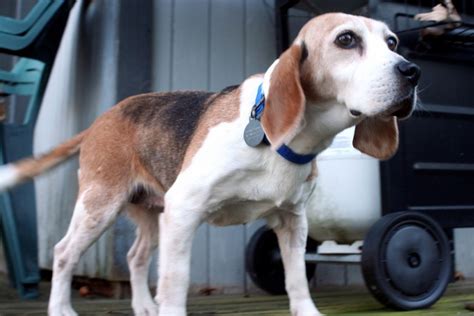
[244, 119, 265, 147]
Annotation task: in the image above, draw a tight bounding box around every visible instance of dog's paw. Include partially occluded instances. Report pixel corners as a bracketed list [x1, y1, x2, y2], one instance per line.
[158, 305, 186, 316]
[132, 298, 159, 316]
[48, 305, 78, 316]
[293, 311, 325, 316]
[293, 310, 325, 316]
[291, 299, 324, 316]
[133, 305, 159, 316]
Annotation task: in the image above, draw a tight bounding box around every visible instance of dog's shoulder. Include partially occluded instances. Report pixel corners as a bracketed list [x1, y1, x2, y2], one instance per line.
[117, 85, 240, 188]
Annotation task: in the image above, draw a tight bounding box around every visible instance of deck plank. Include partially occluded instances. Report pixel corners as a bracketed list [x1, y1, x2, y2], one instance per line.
[1, 274, 473, 315]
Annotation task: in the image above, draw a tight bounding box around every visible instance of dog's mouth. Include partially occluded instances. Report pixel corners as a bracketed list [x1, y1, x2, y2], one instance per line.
[348, 90, 416, 120]
[381, 93, 415, 120]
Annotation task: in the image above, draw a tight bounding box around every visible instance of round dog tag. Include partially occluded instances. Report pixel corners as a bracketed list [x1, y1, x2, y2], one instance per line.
[244, 120, 265, 147]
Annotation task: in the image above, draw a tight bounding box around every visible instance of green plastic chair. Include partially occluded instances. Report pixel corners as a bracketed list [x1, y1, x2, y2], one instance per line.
[0, 59, 46, 124]
[0, 0, 75, 299]
[0, 59, 47, 300]
[0, 0, 54, 35]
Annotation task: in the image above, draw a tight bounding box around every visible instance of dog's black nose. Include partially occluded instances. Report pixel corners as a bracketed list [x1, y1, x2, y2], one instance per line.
[350, 109, 362, 117]
[396, 61, 421, 85]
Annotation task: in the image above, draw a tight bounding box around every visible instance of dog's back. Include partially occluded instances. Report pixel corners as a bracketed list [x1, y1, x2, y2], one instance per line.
[119, 87, 237, 188]
[0, 85, 240, 194]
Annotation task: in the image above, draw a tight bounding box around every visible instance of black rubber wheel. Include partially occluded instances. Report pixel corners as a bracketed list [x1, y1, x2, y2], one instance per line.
[361, 212, 451, 310]
[245, 226, 318, 295]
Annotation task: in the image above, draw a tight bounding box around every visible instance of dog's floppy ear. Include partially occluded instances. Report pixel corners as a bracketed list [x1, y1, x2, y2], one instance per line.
[262, 43, 307, 148]
[353, 117, 399, 160]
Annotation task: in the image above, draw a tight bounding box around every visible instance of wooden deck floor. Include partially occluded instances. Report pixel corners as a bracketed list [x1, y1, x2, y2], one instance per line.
[1, 275, 473, 315]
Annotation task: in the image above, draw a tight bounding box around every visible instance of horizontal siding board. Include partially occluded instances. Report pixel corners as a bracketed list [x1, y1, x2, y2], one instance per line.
[152, 0, 173, 92]
[455, 228, 474, 278]
[190, 224, 210, 289]
[172, 0, 210, 90]
[244, 219, 266, 293]
[209, 0, 246, 90]
[244, 0, 276, 76]
[208, 0, 246, 293]
[170, 0, 212, 289]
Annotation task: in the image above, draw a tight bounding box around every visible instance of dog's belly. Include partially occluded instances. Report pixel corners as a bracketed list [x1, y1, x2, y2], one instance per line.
[206, 200, 276, 226]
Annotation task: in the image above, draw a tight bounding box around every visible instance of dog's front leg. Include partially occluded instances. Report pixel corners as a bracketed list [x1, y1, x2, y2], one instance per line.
[156, 199, 202, 316]
[274, 210, 323, 316]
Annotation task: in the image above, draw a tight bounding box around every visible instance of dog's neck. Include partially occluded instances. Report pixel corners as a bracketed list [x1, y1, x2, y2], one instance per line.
[261, 60, 359, 159]
[287, 100, 359, 156]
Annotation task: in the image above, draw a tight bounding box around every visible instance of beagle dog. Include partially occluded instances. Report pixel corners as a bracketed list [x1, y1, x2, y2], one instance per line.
[0, 13, 420, 316]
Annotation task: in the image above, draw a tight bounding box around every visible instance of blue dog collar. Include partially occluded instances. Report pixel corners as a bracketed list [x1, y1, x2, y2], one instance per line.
[253, 84, 265, 120]
[276, 144, 317, 165]
[251, 83, 317, 165]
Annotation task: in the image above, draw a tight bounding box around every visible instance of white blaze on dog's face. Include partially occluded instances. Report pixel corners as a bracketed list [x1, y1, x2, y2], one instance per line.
[298, 13, 419, 119]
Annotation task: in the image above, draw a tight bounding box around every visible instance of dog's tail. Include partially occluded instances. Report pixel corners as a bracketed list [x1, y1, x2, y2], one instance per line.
[0, 130, 87, 191]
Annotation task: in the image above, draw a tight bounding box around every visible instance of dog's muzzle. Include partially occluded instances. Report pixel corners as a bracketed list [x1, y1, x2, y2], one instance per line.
[385, 61, 421, 119]
[349, 61, 421, 120]
[396, 61, 421, 86]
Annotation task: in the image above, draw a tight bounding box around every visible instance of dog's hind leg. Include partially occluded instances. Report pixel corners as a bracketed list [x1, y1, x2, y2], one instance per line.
[127, 204, 160, 316]
[48, 186, 126, 316]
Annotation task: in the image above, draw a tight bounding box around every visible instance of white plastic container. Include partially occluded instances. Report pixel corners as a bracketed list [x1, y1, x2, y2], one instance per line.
[306, 127, 382, 243]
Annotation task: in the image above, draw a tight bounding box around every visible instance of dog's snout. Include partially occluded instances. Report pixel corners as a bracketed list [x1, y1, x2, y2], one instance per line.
[396, 61, 421, 85]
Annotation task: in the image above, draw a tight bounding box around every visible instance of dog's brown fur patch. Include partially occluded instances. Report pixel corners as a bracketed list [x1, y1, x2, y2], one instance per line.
[76, 86, 241, 209]
[120, 92, 215, 188]
[181, 85, 241, 170]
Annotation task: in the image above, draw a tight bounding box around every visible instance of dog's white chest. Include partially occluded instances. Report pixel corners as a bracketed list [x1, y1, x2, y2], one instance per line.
[167, 116, 313, 226]
[205, 163, 312, 226]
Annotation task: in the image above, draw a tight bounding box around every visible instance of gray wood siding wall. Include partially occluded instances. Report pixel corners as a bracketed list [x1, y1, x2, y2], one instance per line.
[34, 0, 121, 279]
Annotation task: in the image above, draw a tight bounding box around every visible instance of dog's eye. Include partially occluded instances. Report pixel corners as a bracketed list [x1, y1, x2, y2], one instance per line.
[335, 32, 357, 49]
[387, 36, 398, 51]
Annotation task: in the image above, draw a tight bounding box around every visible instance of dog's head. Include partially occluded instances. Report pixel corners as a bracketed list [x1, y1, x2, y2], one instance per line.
[262, 13, 420, 160]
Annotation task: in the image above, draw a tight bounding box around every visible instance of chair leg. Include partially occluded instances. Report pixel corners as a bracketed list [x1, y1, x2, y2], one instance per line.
[0, 191, 39, 298]
[0, 125, 39, 299]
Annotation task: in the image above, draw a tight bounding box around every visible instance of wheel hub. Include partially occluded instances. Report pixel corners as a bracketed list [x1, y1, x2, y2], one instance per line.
[407, 252, 421, 268]
[385, 225, 441, 296]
